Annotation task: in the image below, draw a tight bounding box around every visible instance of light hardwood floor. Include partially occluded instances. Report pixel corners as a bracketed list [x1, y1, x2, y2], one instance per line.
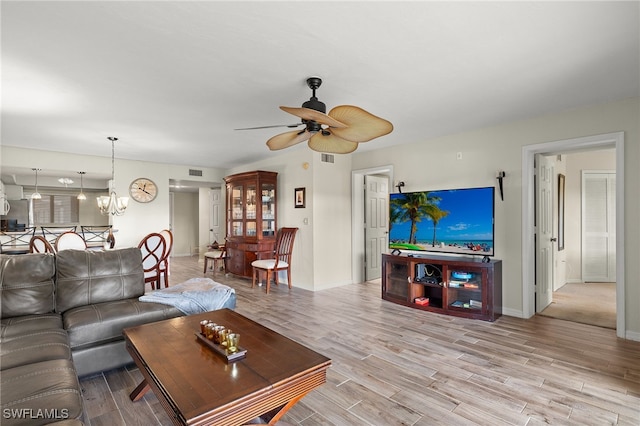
[79, 256, 640, 425]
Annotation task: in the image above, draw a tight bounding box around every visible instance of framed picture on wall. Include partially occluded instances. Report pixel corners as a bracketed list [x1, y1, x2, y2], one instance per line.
[294, 187, 306, 208]
[558, 174, 565, 251]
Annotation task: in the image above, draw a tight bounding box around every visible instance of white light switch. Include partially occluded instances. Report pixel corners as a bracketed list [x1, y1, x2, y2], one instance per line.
[303, 218, 309, 225]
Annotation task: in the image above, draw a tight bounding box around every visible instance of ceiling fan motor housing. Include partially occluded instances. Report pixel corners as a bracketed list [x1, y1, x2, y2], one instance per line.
[302, 97, 326, 113]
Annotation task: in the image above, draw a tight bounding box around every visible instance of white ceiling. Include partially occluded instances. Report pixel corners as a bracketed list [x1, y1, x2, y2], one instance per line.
[2, 1, 639, 181]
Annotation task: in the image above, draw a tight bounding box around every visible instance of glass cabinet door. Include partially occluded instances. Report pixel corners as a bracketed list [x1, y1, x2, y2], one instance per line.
[385, 260, 409, 301]
[246, 184, 256, 220]
[261, 183, 275, 236]
[230, 185, 243, 236]
[245, 184, 257, 236]
[447, 268, 484, 311]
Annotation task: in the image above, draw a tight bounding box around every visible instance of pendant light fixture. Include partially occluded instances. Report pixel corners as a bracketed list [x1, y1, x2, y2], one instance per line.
[77, 171, 87, 201]
[97, 137, 129, 215]
[31, 168, 42, 199]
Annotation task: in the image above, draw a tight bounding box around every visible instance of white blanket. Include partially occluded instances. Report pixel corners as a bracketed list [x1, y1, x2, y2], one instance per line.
[139, 277, 235, 314]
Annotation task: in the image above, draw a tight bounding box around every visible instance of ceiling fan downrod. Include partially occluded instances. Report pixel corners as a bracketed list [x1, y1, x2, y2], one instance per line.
[302, 77, 326, 113]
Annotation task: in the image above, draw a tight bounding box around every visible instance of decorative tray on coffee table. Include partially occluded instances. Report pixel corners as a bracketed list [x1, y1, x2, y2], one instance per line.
[195, 332, 247, 362]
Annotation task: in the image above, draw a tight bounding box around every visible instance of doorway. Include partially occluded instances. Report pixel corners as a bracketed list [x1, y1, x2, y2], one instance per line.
[537, 155, 616, 329]
[522, 132, 625, 338]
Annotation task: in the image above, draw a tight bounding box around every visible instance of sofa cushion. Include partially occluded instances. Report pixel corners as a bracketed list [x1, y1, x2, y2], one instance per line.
[1, 313, 63, 339]
[0, 253, 56, 319]
[55, 247, 144, 313]
[63, 299, 182, 350]
[1, 329, 71, 371]
[0, 359, 83, 426]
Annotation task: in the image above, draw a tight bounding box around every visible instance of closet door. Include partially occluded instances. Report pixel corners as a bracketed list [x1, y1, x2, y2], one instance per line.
[582, 171, 616, 282]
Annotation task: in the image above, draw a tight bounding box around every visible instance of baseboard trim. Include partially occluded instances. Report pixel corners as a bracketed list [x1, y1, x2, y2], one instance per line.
[625, 330, 640, 342]
[502, 307, 525, 318]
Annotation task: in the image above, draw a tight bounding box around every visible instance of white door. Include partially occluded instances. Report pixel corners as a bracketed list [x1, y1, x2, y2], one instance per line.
[535, 154, 555, 313]
[209, 188, 223, 245]
[365, 175, 389, 280]
[582, 171, 616, 282]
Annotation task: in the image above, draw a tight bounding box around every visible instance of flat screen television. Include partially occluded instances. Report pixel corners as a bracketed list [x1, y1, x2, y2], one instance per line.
[389, 186, 495, 257]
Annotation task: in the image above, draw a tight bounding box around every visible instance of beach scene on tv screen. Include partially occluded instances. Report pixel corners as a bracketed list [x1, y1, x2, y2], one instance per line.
[389, 187, 494, 256]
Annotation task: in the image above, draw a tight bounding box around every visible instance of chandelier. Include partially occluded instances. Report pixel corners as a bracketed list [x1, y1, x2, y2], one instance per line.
[97, 137, 129, 215]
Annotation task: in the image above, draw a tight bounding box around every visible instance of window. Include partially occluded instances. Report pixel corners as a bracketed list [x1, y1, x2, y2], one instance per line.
[33, 195, 79, 224]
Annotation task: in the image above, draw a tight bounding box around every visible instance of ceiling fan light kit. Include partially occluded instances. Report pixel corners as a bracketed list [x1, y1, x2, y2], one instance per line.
[243, 77, 393, 154]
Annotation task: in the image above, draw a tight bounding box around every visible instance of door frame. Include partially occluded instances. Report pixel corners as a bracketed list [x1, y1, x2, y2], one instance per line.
[522, 132, 625, 338]
[351, 165, 394, 284]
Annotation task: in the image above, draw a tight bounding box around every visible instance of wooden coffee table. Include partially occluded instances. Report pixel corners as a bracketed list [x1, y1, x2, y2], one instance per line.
[123, 309, 331, 426]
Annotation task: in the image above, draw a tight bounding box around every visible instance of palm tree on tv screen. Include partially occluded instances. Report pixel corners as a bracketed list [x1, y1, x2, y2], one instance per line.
[389, 204, 403, 236]
[428, 208, 449, 246]
[390, 192, 443, 244]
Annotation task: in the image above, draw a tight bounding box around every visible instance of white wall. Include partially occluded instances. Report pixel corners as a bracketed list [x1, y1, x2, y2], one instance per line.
[351, 97, 639, 336]
[312, 154, 354, 290]
[172, 191, 199, 256]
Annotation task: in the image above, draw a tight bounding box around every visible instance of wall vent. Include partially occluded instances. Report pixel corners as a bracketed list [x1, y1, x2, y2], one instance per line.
[188, 169, 203, 177]
[321, 153, 335, 163]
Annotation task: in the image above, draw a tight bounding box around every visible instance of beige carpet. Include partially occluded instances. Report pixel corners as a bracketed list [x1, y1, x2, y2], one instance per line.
[539, 282, 616, 329]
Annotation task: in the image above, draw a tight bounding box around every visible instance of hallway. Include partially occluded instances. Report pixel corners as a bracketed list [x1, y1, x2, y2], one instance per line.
[539, 282, 616, 329]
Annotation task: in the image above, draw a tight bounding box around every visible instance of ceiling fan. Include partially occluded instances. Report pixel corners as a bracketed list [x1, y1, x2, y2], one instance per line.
[237, 77, 393, 154]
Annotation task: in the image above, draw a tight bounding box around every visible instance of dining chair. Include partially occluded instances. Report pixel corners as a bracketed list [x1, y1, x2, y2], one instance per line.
[138, 232, 167, 290]
[158, 229, 174, 287]
[55, 231, 88, 251]
[251, 227, 298, 294]
[203, 246, 226, 274]
[41, 225, 78, 246]
[29, 235, 55, 253]
[0, 227, 37, 255]
[81, 225, 115, 250]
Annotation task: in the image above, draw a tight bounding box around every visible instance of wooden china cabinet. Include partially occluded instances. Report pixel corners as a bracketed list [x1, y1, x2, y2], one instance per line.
[224, 171, 278, 278]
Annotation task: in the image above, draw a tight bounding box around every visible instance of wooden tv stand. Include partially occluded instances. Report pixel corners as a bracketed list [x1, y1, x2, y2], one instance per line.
[382, 253, 502, 321]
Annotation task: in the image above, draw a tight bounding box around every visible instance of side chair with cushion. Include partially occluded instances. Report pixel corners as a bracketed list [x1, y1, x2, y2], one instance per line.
[251, 227, 298, 294]
[138, 232, 167, 290]
[55, 231, 88, 252]
[159, 229, 174, 287]
[203, 246, 227, 274]
[29, 235, 55, 253]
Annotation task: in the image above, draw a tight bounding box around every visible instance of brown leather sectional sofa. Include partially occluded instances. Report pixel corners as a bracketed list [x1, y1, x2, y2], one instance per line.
[0, 247, 236, 425]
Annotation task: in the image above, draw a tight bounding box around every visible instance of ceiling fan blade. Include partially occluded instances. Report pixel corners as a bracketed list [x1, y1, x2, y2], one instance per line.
[307, 132, 359, 154]
[266, 129, 312, 151]
[280, 106, 347, 128]
[327, 105, 393, 142]
[235, 123, 302, 130]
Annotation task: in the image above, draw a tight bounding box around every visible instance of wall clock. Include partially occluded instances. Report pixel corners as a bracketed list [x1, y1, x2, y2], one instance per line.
[129, 178, 157, 203]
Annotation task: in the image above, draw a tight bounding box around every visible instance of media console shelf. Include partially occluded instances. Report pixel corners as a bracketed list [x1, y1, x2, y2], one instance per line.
[382, 253, 502, 321]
